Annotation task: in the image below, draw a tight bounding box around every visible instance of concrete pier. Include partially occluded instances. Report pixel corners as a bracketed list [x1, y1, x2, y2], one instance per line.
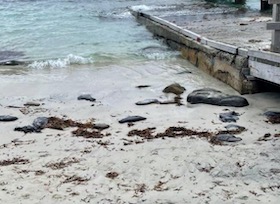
[130, 6, 280, 94]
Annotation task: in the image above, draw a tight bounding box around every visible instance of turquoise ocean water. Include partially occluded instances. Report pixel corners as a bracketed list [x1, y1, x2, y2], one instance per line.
[0, 0, 260, 68]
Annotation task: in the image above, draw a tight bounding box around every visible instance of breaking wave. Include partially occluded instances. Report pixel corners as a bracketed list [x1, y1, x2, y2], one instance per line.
[131, 5, 177, 12]
[139, 46, 180, 60]
[27, 54, 93, 69]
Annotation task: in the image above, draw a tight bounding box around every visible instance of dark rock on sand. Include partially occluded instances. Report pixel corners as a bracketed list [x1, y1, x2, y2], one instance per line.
[32, 117, 48, 129]
[264, 111, 280, 124]
[214, 134, 242, 142]
[0, 50, 24, 63]
[219, 111, 240, 123]
[176, 70, 192, 74]
[163, 83, 186, 95]
[224, 124, 245, 132]
[93, 123, 110, 130]
[136, 99, 159, 105]
[77, 94, 96, 102]
[0, 115, 18, 122]
[14, 117, 48, 133]
[136, 85, 151, 89]
[119, 116, 146, 124]
[24, 102, 41, 107]
[258, 133, 272, 141]
[264, 111, 280, 117]
[187, 88, 249, 107]
[14, 125, 41, 134]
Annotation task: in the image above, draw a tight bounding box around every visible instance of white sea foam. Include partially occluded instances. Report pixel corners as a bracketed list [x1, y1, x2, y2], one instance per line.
[131, 5, 153, 11]
[143, 52, 179, 60]
[140, 45, 180, 60]
[27, 54, 93, 69]
[114, 11, 132, 18]
[131, 5, 177, 12]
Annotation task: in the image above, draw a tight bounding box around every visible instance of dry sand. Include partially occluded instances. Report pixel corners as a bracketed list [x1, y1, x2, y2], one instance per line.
[0, 58, 279, 203]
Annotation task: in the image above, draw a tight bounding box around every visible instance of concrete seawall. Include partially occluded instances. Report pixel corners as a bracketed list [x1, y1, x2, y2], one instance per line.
[130, 9, 280, 94]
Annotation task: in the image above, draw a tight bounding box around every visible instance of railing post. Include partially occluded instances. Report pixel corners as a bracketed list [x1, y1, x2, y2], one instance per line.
[267, 0, 280, 52]
[261, 0, 272, 11]
[234, 0, 246, 4]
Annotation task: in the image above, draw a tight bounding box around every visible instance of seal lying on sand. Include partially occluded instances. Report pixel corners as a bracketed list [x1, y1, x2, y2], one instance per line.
[187, 88, 249, 107]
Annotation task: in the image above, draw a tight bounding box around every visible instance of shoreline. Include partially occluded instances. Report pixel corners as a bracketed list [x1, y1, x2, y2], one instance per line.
[1, 2, 280, 203]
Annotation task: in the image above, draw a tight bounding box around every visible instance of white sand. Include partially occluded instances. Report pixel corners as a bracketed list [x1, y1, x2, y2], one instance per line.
[0, 59, 280, 203]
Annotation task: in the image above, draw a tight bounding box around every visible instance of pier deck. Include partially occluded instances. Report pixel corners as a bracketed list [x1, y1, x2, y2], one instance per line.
[131, 4, 280, 93]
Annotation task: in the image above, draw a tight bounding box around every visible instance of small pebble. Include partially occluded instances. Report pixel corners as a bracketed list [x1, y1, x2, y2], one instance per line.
[119, 116, 146, 124]
[24, 102, 40, 107]
[77, 94, 96, 102]
[93, 123, 110, 130]
[215, 134, 242, 142]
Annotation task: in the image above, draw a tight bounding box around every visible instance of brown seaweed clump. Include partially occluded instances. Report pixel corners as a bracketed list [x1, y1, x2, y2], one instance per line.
[106, 172, 119, 179]
[128, 127, 213, 140]
[72, 128, 105, 139]
[45, 157, 80, 170]
[0, 158, 30, 166]
[46, 117, 93, 130]
[62, 175, 90, 184]
[264, 111, 280, 124]
[128, 128, 156, 139]
[45, 117, 109, 139]
[267, 116, 280, 124]
[156, 127, 212, 138]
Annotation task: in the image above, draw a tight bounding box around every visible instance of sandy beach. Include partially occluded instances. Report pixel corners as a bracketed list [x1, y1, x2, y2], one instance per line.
[0, 57, 279, 203]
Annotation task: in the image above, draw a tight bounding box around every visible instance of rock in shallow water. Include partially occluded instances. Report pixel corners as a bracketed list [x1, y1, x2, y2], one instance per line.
[0, 60, 24, 66]
[119, 116, 146, 124]
[0, 115, 18, 122]
[77, 94, 96, 102]
[187, 88, 249, 107]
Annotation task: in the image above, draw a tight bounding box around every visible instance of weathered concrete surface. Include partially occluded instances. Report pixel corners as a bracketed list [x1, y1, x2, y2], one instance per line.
[167, 12, 272, 51]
